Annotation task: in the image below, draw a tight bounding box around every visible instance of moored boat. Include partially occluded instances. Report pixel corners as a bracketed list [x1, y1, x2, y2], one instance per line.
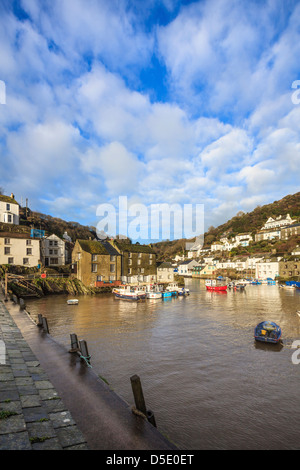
[144, 284, 162, 299]
[113, 285, 146, 301]
[205, 280, 227, 292]
[67, 299, 79, 305]
[254, 321, 282, 344]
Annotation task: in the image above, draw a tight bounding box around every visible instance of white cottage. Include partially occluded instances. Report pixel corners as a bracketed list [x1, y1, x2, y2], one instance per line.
[0, 193, 19, 225]
[40, 234, 65, 267]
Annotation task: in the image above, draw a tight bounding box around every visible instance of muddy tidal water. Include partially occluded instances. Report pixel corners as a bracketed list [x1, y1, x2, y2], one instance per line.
[26, 280, 300, 450]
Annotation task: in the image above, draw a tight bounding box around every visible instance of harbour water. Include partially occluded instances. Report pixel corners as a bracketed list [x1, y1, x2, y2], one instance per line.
[25, 280, 300, 450]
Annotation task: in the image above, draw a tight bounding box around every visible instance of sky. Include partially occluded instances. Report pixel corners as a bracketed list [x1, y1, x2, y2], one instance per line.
[0, 0, 300, 241]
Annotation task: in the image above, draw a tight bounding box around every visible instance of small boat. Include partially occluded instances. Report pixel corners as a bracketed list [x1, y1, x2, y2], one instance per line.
[67, 299, 79, 305]
[166, 282, 190, 296]
[279, 283, 295, 289]
[162, 291, 173, 298]
[234, 283, 246, 290]
[113, 285, 146, 301]
[205, 280, 227, 292]
[144, 285, 162, 299]
[297, 311, 300, 318]
[254, 321, 282, 344]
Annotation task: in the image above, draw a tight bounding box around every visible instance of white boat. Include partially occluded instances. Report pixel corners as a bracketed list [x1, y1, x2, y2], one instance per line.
[144, 285, 162, 299]
[166, 282, 189, 295]
[279, 284, 295, 289]
[112, 285, 146, 301]
[67, 299, 79, 305]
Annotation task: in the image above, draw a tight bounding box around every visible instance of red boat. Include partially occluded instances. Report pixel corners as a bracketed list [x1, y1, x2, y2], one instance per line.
[205, 280, 227, 292]
[206, 285, 227, 292]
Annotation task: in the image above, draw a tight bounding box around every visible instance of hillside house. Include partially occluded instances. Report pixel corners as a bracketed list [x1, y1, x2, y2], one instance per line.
[0, 193, 19, 225]
[281, 223, 300, 240]
[0, 232, 40, 267]
[72, 239, 121, 287]
[234, 233, 253, 246]
[255, 228, 281, 241]
[40, 234, 65, 267]
[262, 214, 296, 230]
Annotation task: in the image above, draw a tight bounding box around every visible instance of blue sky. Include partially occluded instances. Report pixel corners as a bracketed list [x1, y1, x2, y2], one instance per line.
[0, 0, 300, 240]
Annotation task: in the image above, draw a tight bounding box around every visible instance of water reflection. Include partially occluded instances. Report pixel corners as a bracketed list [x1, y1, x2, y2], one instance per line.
[26, 281, 300, 450]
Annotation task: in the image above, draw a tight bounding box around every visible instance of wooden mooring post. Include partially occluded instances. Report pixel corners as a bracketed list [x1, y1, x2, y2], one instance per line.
[37, 314, 43, 327]
[130, 374, 157, 427]
[42, 317, 50, 334]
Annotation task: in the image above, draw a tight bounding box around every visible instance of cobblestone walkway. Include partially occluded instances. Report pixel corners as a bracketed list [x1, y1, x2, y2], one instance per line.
[0, 299, 89, 450]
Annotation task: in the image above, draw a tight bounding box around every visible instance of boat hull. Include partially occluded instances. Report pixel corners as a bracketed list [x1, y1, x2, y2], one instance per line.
[146, 292, 162, 299]
[162, 291, 172, 298]
[114, 293, 146, 301]
[206, 285, 227, 292]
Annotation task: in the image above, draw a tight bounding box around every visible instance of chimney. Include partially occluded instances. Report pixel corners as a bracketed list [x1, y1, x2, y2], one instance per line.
[11, 193, 14, 199]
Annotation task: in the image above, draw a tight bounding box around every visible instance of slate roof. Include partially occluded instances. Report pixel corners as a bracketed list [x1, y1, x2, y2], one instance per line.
[114, 241, 156, 254]
[77, 239, 108, 255]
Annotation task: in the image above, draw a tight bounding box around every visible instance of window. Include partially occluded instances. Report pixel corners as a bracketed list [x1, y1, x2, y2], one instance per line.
[110, 255, 115, 262]
[49, 249, 53, 255]
[26, 240, 31, 245]
[7, 214, 12, 223]
[128, 259, 132, 265]
[97, 276, 103, 281]
[141, 268, 144, 274]
[50, 258, 58, 265]
[149, 260, 152, 265]
[109, 275, 115, 281]
[149, 254, 153, 259]
[92, 264, 97, 273]
[4, 238, 10, 245]
[54, 241, 58, 246]
[128, 268, 132, 275]
[26, 248, 32, 256]
[110, 264, 115, 273]
[4, 247, 10, 255]
[8, 257, 14, 264]
[128, 252, 132, 258]
[49, 241, 53, 246]
[6, 203, 10, 210]
[92, 254, 97, 262]
[23, 258, 29, 265]
[138, 259, 141, 265]
[138, 253, 142, 258]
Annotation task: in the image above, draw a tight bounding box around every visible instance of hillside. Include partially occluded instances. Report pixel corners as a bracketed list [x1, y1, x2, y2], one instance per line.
[151, 191, 300, 260]
[18, 207, 97, 242]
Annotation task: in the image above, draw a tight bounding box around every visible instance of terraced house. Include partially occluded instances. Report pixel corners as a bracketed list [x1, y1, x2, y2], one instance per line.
[109, 240, 157, 284]
[279, 256, 300, 281]
[72, 239, 121, 287]
[0, 232, 40, 267]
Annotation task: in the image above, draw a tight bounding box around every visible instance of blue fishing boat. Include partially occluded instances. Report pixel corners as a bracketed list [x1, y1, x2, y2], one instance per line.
[162, 291, 172, 298]
[254, 321, 282, 344]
